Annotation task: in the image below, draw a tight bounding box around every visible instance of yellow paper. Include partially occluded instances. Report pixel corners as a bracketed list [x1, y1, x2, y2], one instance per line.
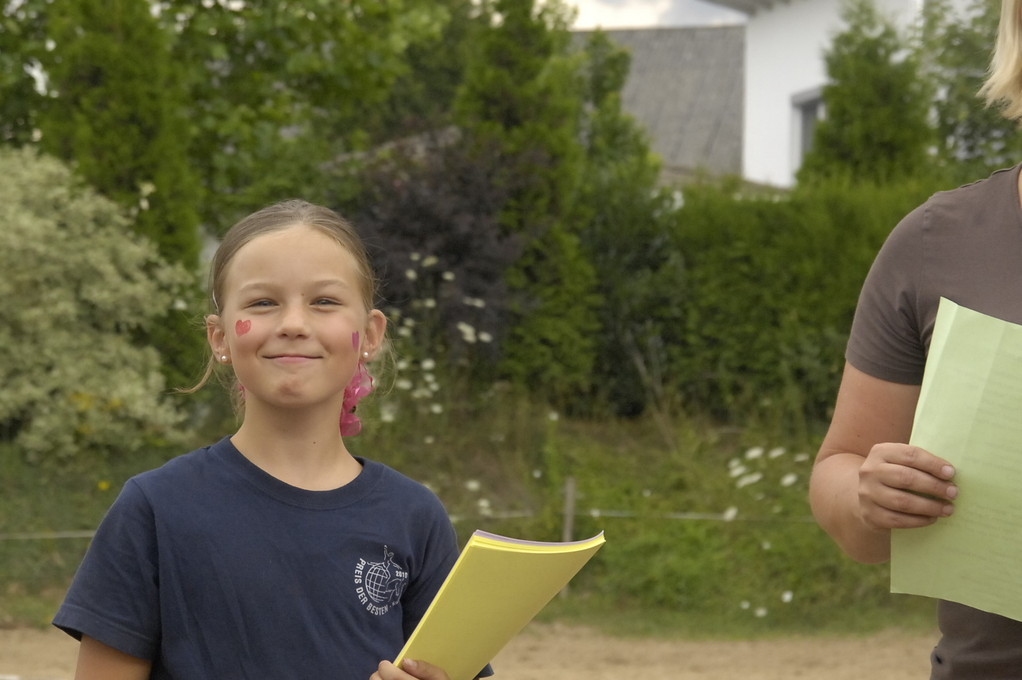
[891, 297, 1022, 621]
[394, 530, 606, 680]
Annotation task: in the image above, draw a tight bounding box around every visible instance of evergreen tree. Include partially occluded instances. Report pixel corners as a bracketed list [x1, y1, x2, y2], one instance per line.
[798, 0, 934, 184]
[34, 0, 204, 389]
[455, 0, 602, 405]
[573, 31, 686, 417]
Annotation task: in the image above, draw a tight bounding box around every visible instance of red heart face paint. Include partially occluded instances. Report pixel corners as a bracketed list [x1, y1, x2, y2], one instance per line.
[235, 319, 252, 336]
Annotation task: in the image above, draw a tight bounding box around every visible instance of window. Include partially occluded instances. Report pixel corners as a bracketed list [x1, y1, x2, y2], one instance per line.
[792, 87, 824, 169]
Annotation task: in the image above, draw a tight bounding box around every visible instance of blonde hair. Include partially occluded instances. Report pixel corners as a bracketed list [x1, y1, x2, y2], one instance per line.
[184, 199, 380, 396]
[980, 0, 1022, 120]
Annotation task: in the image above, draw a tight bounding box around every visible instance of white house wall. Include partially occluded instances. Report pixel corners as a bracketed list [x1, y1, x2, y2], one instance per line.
[743, 0, 920, 187]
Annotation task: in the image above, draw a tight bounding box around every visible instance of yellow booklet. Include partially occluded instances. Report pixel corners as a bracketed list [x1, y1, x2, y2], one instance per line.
[394, 529, 606, 680]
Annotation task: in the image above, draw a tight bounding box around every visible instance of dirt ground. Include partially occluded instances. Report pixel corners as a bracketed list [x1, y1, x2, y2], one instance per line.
[0, 622, 937, 679]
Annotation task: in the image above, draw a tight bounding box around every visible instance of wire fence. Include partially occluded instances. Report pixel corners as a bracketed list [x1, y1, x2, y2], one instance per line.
[1, 476, 817, 544]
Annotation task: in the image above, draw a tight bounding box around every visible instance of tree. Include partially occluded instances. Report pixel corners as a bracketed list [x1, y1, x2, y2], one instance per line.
[454, 0, 602, 405]
[341, 133, 524, 383]
[0, 147, 188, 463]
[798, 0, 934, 184]
[5, 0, 207, 389]
[155, 0, 449, 232]
[921, 0, 1022, 184]
[572, 31, 687, 418]
[39, 0, 200, 268]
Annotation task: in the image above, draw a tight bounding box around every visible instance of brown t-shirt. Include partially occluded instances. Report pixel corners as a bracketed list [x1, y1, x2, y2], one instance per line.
[847, 164, 1022, 678]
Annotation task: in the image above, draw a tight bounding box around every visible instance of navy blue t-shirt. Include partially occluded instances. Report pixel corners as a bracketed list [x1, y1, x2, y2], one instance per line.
[54, 437, 468, 679]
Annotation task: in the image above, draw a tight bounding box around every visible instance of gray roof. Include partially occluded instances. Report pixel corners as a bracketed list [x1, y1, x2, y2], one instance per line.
[575, 26, 744, 184]
[704, 0, 774, 15]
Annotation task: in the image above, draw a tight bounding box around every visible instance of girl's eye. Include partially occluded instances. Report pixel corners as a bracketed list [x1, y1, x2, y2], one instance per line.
[249, 299, 275, 308]
[314, 298, 341, 306]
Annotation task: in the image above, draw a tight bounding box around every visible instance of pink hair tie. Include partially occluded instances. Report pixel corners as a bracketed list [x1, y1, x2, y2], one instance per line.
[340, 361, 374, 436]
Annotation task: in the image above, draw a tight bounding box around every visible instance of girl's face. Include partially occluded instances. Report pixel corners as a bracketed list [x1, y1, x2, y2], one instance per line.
[206, 224, 385, 416]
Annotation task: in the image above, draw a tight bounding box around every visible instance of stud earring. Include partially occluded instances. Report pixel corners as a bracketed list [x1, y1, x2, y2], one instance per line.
[220, 355, 229, 363]
[362, 351, 370, 359]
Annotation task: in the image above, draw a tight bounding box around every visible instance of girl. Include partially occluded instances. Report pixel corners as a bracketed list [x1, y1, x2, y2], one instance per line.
[55, 200, 479, 680]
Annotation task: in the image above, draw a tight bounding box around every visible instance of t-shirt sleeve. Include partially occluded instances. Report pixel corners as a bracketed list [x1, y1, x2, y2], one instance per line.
[845, 203, 929, 385]
[52, 478, 161, 660]
[399, 498, 460, 640]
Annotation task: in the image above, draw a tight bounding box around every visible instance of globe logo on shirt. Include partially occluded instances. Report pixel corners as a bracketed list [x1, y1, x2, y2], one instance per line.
[353, 546, 408, 616]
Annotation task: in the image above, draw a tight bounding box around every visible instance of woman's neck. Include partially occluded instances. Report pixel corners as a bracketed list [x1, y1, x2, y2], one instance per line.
[230, 408, 361, 491]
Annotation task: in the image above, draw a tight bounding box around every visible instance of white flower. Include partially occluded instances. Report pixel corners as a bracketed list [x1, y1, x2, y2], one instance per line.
[420, 358, 436, 371]
[442, 271, 455, 281]
[780, 473, 798, 487]
[464, 479, 481, 492]
[548, 411, 560, 421]
[423, 435, 435, 444]
[423, 298, 436, 308]
[754, 607, 768, 618]
[736, 472, 763, 488]
[768, 447, 786, 458]
[422, 255, 439, 267]
[729, 464, 748, 478]
[478, 332, 493, 343]
[739, 600, 750, 610]
[410, 252, 421, 261]
[429, 403, 443, 414]
[397, 326, 412, 338]
[395, 379, 413, 391]
[745, 446, 765, 460]
[457, 322, 477, 343]
[722, 506, 738, 521]
[761, 541, 772, 550]
[781, 591, 793, 603]
[405, 269, 418, 281]
[532, 469, 543, 479]
[793, 453, 811, 463]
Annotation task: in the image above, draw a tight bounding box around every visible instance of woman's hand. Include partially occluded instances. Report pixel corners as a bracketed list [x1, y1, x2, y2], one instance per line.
[857, 442, 957, 531]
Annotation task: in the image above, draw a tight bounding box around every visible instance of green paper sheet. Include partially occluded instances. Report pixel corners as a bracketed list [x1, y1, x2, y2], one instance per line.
[891, 297, 1022, 621]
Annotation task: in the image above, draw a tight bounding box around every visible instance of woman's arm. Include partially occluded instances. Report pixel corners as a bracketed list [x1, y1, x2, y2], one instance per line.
[810, 362, 957, 564]
[74, 635, 152, 680]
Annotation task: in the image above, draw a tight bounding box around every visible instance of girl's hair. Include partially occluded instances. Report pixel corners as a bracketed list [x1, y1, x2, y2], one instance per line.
[184, 199, 380, 395]
[980, 0, 1022, 120]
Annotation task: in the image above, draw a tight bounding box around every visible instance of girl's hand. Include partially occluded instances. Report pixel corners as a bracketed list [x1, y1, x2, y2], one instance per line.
[371, 659, 451, 680]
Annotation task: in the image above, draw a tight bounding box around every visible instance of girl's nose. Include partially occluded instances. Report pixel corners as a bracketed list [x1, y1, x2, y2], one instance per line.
[277, 304, 310, 336]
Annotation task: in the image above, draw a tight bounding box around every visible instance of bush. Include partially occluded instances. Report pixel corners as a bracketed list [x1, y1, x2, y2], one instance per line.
[0, 147, 190, 465]
[669, 177, 940, 424]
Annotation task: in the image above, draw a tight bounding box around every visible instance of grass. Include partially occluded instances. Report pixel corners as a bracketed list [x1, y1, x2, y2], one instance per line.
[1, 396, 938, 637]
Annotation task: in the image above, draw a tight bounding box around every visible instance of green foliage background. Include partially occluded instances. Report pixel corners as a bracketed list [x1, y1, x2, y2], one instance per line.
[0, 0, 1005, 638]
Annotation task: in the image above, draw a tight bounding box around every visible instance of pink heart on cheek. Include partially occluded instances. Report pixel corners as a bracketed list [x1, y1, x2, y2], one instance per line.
[235, 319, 252, 336]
